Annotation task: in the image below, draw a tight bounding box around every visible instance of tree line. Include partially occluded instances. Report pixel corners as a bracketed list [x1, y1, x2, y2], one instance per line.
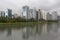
[0, 17, 37, 23]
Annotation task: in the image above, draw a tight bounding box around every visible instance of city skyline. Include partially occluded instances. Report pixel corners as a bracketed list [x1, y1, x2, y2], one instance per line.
[0, 6, 58, 21]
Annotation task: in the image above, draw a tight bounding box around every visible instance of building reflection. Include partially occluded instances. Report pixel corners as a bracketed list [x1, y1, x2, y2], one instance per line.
[22, 27, 29, 39]
[35, 24, 43, 35]
[51, 23, 58, 33]
[41, 24, 48, 35]
[22, 24, 47, 39]
[7, 28, 12, 37]
[47, 23, 52, 32]
[22, 23, 58, 39]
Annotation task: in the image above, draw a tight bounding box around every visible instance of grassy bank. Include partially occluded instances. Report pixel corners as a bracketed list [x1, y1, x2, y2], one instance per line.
[0, 22, 36, 26]
[0, 21, 58, 30]
[0, 21, 58, 26]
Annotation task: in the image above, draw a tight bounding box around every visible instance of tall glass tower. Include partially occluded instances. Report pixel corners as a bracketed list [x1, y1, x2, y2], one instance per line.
[8, 9, 12, 18]
[22, 6, 29, 19]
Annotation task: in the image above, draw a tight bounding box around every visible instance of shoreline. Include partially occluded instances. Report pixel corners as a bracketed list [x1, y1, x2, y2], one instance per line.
[0, 21, 58, 25]
[0, 21, 58, 30]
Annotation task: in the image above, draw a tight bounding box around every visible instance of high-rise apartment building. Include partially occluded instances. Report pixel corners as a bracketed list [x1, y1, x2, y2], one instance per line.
[38, 9, 42, 20]
[52, 11, 57, 20]
[46, 12, 52, 20]
[29, 9, 33, 19]
[32, 8, 37, 20]
[40, 10, 47, 20]
[0, 11, 5, 17]
[29, 8, 37, 20]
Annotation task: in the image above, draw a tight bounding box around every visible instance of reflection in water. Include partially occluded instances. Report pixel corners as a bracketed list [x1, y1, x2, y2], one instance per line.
[52, 23, 58, 33]
[22, 23, 50, 38]
[22, 27, 29, 39]
[35, 24, 42, 35]
[22, 23, 48, 39]
[0, 22, 59, 40]
[7, 28, 12, 37]
[41, 24, 48, 34]
[22, 23, 58, 40]
[47, 23, 52, 32]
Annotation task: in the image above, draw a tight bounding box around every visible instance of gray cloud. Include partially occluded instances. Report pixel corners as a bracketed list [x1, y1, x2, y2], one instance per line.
[0, 0, 60, 11]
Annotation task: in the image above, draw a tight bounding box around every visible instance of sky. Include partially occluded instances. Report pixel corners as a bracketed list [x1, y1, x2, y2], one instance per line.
[0, 0, 60, 15]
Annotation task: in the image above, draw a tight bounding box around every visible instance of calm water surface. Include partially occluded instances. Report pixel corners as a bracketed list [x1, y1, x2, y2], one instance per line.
[0, 22, 60, 40]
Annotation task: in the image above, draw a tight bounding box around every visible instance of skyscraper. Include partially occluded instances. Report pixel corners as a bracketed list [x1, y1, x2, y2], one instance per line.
[36, 11, 38, 21]
[0, 11, 5, 17]
[8, 9, 12, 18]
[32, 8, 37, 20]
[22, 6, 29, 19]
[38, 9, 42, 20]
[52, 11, 57, 20]
[29, 8, 37, 20]
[46, 12, 52, 20]
[40, 10, 47, 20]
[29, 9, 33, 19]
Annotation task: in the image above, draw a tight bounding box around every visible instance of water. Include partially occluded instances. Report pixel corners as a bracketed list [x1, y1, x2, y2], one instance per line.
[0, 22, 60, 40]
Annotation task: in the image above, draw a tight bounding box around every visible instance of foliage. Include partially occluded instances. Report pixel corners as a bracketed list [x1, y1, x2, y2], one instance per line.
[0, 17, 37, 23]
[0, 17, 58, 23]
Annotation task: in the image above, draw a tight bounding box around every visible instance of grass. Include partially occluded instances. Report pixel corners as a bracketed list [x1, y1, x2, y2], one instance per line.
[0, 21, 58, 26]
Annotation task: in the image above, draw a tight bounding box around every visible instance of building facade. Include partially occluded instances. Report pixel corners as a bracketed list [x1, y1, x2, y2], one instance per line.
[57, 16, 60, 20]
[29, 9, 33, 19]
[36, 11, 38, 20]
[38, 9, 42, 20]
[46, 12, 52, 20]
[29, 8, 37, 20]
[40, 10, 47, 20]
[8, 9, 12, 18]
[0, 11, 5, 17]
[22, 6, 29, 19]
[32, 8, 37, 20]
[52, 11, 57, 20]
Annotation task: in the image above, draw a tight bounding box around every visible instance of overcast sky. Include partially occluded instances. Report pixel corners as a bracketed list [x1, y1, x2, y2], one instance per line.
[0, 0, 60, 15]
